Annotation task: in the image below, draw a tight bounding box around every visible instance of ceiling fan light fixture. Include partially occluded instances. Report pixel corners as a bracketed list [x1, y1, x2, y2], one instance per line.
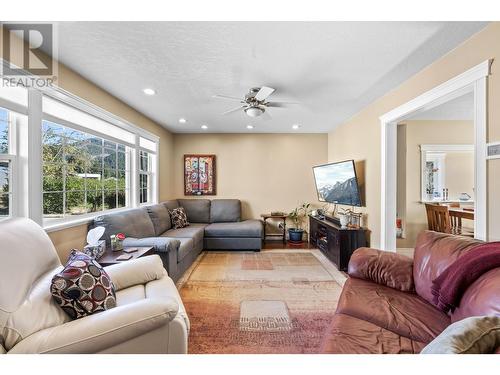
[245, 106, 264, 118]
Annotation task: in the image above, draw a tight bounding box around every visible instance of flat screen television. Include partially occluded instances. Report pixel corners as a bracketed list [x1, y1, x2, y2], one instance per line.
[312, 160, 362, 206]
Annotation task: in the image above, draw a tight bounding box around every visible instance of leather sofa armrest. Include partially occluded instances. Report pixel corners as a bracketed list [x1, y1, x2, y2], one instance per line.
[348, 247, 415, 292]
[8, 298, 179, 354]
[105, 254, 166, 291]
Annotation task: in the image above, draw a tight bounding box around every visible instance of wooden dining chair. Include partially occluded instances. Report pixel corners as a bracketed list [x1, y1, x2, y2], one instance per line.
[425, 203, 474, 237]
[425, 203, 451, 233]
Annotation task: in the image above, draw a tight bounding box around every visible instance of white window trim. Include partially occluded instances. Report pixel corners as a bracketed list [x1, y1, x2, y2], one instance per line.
[0, 100, 21, 219]
[0, 78, 161, 230]
[37, 89, 160, 229]
[137, 146, 158, 206]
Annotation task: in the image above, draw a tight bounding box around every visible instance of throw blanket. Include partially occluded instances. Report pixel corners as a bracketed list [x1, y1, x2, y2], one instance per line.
[431, 242, 500, 313]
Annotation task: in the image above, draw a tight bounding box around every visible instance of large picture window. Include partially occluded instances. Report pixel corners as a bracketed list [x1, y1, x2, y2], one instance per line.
[42, 120, 130, 220]
[0, 84, 158, 228]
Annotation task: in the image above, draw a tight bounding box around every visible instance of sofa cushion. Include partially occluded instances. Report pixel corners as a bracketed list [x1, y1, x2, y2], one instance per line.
[50, 250, 116, 320]
[421, 316, 500, 354]
[160, 235, 194, 263]
[413, 231, 482, 307]
[146, 204, 172, 235]
[336, 277, 450, 344]
[177, 238, 195, 263]
[163, 224, 207, 245]
[178, 199, 210, 223]
[348, 247, 414, 292]
[94, 208, 155, 242]
[122, 237, 180, 253]
[204, 220, 263, 238]
[163, 199, 179, 211]
[321, 313, 427, 354]
[169, 207, 189, 229]
[451, 267, 500, 322]
[210, 199, 241, 223]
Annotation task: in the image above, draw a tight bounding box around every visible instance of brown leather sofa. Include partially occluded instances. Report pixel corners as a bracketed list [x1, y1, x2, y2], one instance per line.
[321, 230, 500, 354]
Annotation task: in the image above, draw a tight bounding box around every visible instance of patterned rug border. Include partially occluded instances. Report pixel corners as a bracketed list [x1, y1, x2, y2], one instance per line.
[175, 248, 347, 289]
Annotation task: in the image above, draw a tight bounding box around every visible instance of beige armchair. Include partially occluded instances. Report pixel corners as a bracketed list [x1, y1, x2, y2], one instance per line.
[0, 218, 189, 354]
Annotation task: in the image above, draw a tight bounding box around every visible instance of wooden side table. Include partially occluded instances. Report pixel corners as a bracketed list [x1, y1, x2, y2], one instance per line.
[261, 214, 287, 243]
[98, 246, 154, 267]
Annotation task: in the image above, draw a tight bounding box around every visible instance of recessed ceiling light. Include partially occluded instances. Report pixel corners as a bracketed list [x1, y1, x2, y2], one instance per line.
[201, 125, 208, 130]
[143, 88, 156, 96]
[292, 124, 301, 130]
[246, 125, 254, 129]
[179, 118, 187, 124]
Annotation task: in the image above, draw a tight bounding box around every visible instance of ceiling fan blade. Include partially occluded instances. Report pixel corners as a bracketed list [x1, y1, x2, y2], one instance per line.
[254, 86, 275, 101]
[265, 101, 299, 108]
[213, 94, 244, 102]
[222, 106, 245, 115]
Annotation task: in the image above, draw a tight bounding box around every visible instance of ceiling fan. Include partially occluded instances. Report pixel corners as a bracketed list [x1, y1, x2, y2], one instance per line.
[213, 86, 297, 119]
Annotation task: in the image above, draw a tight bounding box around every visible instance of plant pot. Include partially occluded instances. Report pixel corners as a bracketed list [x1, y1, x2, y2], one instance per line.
[288, 228, 304, 243]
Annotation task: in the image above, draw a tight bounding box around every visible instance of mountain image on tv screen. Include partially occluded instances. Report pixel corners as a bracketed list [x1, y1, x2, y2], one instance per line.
[313, 160, 361, 206]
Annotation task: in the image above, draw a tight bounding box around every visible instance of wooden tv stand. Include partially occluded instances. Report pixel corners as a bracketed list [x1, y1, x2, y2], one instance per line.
[309, 214, 367, 271]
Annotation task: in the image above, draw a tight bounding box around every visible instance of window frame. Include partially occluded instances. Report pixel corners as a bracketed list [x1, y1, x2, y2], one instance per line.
[41, 119, 133, 225]
[138, 149, 154, 206]
[0, 84, 160, 231]
[0, 104, 22, 219]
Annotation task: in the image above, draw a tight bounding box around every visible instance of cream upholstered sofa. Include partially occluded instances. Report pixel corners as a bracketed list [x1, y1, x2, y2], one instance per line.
[0, 218, 189, 354]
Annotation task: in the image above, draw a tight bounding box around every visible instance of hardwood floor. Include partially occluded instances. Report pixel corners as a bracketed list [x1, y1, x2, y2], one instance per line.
[262, 240, 315, 250]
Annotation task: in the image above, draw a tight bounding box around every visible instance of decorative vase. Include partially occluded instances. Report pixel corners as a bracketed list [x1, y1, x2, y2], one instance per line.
[110, 233, 125, 251]
[339, 214, 348, 229]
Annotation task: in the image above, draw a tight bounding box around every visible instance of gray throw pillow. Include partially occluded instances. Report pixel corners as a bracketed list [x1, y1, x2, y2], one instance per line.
[421, 316, 500, 354]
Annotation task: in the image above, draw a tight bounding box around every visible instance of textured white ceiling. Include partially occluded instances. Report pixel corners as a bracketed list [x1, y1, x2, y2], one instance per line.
[51, 22, 487, 133]
[408, 92, 474, 121]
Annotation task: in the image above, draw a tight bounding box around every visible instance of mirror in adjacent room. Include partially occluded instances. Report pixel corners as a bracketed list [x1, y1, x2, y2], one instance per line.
[420, 144, 474, 203]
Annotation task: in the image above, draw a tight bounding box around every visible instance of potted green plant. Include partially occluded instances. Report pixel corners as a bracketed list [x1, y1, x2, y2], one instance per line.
[287, 203, 311, 243]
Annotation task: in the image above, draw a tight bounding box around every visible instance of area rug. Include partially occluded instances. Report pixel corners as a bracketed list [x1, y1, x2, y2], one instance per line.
[178, 249, 346, 354]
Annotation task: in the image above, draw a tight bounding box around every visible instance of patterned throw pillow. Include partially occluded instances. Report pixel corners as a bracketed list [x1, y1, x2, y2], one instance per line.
[51, 250, 117, 320]
[169, 207, 189, 229]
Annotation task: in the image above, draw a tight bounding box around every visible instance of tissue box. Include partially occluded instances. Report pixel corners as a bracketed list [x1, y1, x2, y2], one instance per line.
[83, 240, 106, 260]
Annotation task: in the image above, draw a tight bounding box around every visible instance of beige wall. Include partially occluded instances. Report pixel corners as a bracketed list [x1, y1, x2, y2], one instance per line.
[172, 134, 328, 231]
[328, 22, 500, 248]
[397, 120, 474, 248]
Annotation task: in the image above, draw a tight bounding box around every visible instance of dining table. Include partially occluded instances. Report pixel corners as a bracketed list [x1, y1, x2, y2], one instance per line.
[448, 207, 475, 221]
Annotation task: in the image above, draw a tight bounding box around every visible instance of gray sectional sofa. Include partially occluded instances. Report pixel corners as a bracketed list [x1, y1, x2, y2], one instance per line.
[90, 199, 263, 282]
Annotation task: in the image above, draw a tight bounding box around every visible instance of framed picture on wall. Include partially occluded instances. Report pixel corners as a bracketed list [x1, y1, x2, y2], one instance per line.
[184, 154, 216, 195]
